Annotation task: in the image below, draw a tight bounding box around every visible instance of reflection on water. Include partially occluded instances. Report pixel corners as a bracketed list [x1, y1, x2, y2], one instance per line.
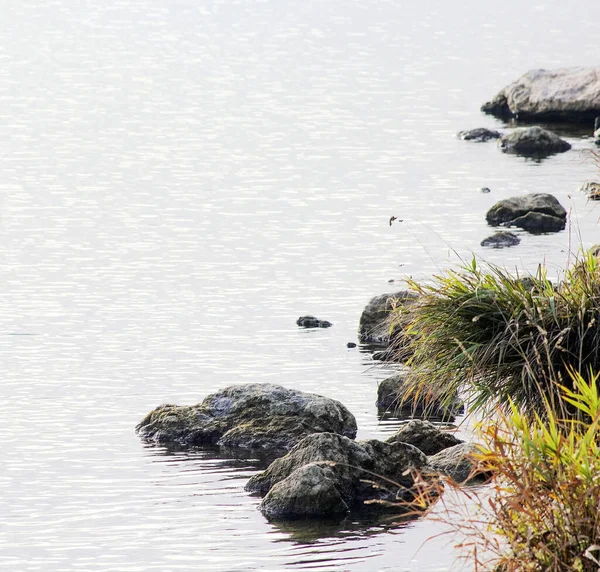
[3, 0, 600, 570]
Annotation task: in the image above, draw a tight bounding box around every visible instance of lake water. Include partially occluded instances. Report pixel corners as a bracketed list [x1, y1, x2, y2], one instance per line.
[2, 1, 600, 570]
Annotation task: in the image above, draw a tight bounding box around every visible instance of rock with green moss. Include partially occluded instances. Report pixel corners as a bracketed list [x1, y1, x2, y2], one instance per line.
[136, 383, 357, 453]
[246, 432, 435, 519]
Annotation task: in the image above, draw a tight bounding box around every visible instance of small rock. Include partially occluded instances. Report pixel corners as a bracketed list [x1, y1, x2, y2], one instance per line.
[480, 187, 491, 193]
[386, 419, 464, 456]
[497, 126, 571, 158]
[428, 442, 490, 484]
[376, 370, 463, 422]
[347, 342, 357, 348]
[296, 316, 332, 328]
[481, 231, 521, 248]
[457, 128, 502, 142]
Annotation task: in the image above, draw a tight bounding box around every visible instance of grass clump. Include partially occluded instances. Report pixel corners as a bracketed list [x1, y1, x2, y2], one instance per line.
[394, 250, 600, 417]
[434, 369, 600, 571]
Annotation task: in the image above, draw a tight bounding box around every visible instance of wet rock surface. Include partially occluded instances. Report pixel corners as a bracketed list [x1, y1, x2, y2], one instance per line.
[296, 315, 332, 328]
[246, 432, 434, 519]
[136, 383, 357, 453]
[358, 291, 417, 345]
[376, 370, 463, 422]
[428, 442, 490, 484]
[457, 127, 502, 142]
[497, 126, 571, 158]
[480, 230, 521, 248]
[486, 193, 566, 234]
[481, 67, 600, 122]
[386, 419, 464, 456]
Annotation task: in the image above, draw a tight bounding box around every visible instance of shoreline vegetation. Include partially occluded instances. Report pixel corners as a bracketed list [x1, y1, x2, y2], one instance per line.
[383, 247, 600, 569]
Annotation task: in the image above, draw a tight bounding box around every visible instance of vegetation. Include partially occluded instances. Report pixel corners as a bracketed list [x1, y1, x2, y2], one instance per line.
[416, 369, 600, 571]
[392, 250, 600, 418]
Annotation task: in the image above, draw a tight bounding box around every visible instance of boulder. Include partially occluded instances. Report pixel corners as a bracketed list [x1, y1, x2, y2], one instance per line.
[497, 126, 571, 157]
[481, 67, 600, 122]
[136, 383, 357, 453]
[580, 181, 600, 200]
[486, 194, 567, 233]
[509, 211, 565, 233]
[428, 443, 490, 484]
[246, 432, 434, 519]
[457, 127, 502, 142]
[296, 315, 332, 328]
[377, 370, 463, 422]
[480, 231, 521, 248]
[358, 291, 417, 345]
[386, 419, 464, 456]
[259, 463, 350, 520]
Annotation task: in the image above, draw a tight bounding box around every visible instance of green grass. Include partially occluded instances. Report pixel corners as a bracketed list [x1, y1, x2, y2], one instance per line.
[391, 250, 600, 418]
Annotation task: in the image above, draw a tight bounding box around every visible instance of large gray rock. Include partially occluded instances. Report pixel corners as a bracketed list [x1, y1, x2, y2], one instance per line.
[482, 67, 600, 122]
[246, 432, 434, 519]
[497, 126, 571, 157]
[358, 291, 417, 345]
[386, 419, 464, 456]
[486, 194, 566, 234]
[136, 384, 357, 453]
[510, 211, 565, 233]
[428, 443, 490, 484]
[377, 370, 463, 422]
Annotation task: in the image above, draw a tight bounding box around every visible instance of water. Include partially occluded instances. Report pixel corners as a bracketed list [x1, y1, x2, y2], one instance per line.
[2, 1, 600, 570]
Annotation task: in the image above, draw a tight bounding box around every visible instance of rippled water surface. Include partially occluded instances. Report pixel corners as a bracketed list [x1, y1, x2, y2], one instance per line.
[2, 1, 600, 570]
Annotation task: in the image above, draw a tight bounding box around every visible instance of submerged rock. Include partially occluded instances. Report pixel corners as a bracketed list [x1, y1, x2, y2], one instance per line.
[481, 67, 600, 122]
[358, 291, 417, 345]
[480, 231, 521, 248]
[246, 432, 434, 519]
[497, 126, 571, 158]
[376, 370, 463, 422]
[428, 442, 490, 484]
[580, 181, 600, 200]
[486, 193, 566, 234]
[296, 315, 332, 328]
[457, 127, 502, 142]
[386, 419, 464, 456]
[136, 383, 357, 453]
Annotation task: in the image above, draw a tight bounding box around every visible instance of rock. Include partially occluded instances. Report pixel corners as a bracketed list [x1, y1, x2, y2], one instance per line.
[245, 432, 434, 519]
[497, 126, 571, 157]
[428, 443, 490, 484]
[376, 370, 463, 422]
[259, 463, 350, 520]
[358, 291, 417, 345]
[386, 419, 464, 456]
[486, 194, 567, 231]
[481, 67, 600, 122]
[347, 342, 357, 348]
[296, 316, 332, 328]
[136, 383, 357, 453]
[480, 187, 491, 193]
[580, 181, 600, 200]
[457, 128, 502, 142]
[509, 211, 566, 233]
[480, 231, 521, 248]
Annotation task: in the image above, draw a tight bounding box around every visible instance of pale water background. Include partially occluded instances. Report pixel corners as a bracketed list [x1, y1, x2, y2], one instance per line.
[2, 1, 600, 570]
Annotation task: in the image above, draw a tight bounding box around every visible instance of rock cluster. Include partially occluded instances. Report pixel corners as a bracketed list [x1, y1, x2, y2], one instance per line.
[486, 193, 567, 234]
